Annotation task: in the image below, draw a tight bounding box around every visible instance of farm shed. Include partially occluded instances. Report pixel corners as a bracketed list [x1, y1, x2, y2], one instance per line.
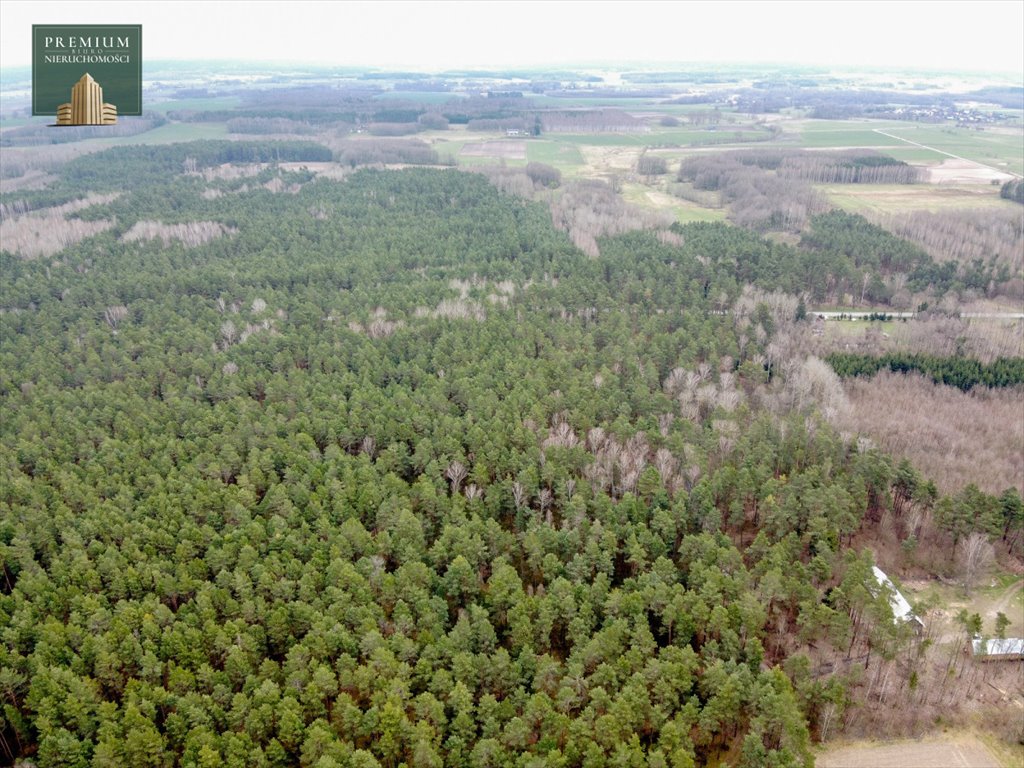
[872, 566, 925, 631]
[971, 637, 1024, 662]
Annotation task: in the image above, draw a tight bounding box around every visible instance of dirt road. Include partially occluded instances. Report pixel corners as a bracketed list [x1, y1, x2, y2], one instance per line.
[817, 736, 1002, 767]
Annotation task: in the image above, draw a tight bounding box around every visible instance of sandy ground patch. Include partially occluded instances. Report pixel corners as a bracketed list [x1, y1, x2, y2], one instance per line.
[928, 158, 1015, 185]
[816, 736, 1002, 767]
[900, 577, 1024, 644]
[578, 145, 643, 175]
[460, 141, 526, 159]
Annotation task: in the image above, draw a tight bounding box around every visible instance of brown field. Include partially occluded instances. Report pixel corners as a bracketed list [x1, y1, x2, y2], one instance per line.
[821, 183, 1012, 216]
[816, 736, 1002, 767]
[578, 145, 645, 177]
[460, 141, 526, 159]
[928, 158, 1016, 185]
[834, 372, 1024, 495]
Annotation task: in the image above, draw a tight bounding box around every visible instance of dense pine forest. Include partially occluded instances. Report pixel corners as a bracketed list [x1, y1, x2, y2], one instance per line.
[1, 142, 1021, 767]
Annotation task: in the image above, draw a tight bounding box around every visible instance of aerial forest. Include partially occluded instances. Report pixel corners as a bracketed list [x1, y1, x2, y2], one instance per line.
[0, 142, 1021, 768]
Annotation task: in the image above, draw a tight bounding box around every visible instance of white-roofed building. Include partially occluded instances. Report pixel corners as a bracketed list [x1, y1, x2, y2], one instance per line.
[971, 637, 1024, 662]
[871, 566, 925, 631]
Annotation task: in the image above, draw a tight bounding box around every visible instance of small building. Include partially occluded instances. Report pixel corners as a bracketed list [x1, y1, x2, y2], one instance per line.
[971, 637, 1024, 662]
[872, 566, 925, 631]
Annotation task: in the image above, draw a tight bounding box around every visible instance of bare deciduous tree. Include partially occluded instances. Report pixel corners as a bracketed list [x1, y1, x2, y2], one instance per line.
[957, 532, 994, 595]
[104, 305, 128, 330]
[511, 481, 527, 511]
[360, 436, 377, 459]
[445, 461, 467, 495]
[220, 320, 237, 348]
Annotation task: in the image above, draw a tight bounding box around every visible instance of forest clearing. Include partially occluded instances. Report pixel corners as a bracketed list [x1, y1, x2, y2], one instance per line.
[816, 735, 1001, 768]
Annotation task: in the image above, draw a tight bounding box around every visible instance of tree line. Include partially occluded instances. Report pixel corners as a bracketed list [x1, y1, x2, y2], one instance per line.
[824, 352, 1024, 392]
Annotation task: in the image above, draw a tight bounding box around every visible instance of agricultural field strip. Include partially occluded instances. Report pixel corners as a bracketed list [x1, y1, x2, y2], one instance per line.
[873, 129, 1023, 178]
[816, 738, 1002, 768]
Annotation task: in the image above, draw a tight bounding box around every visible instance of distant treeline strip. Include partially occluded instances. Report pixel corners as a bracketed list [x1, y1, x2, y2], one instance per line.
[825, 352, 1024, 391]
[53, 140, 332, 191]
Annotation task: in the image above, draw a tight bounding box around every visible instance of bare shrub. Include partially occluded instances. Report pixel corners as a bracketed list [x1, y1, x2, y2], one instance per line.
[329, 137, 439, 167]
[194, 163, 264, 182]
[415, 297, 486, 322]
[0, 193, 118, 258]
[677, 153, 829, 232]
[238, 319, 276, 344]
[875, 208, 1023, 276]
[470, 166, 535, 199]
[121, 220, 236, 247]
[540, 109, 646, 134]
[784, 356, 850, 420]
[732, 286, 799, 330]
[813, 316, 1023, 364]
[550, 180, 672, 257]
[834, 371, 1024, 494]
[887, 317, 1024, 363]
[957, 532, 995, 594]
[104, 305, 128, 330]
[260, 176, 303, 194]
[525, 162, 561, 188]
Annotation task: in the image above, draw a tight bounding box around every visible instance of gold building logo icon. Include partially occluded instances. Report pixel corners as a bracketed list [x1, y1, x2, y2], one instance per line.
[56, 73, 117, 125]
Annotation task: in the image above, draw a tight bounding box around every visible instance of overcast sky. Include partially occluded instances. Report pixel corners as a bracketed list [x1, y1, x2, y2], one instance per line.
[2, 0, 1022, 75]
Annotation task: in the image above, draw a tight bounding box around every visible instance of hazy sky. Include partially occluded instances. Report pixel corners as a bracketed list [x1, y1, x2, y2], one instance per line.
[2, 0, 1022, 75]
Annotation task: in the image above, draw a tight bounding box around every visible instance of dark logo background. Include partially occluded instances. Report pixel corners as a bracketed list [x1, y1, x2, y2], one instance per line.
[33, 24, 142, 116]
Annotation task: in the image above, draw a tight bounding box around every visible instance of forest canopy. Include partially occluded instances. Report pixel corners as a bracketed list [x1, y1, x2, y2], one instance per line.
[1, 145, 1019, 767]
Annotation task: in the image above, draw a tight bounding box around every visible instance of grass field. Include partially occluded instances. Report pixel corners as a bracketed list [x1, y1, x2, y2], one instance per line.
[820, 183, 1014, 215]
[78, 122, 230, 147]
[547, 128, 771, 147]
[871, 147, 956, 164]
[621, 182, 727, 224]
[878, 125, 1024, 175]
[428, 138, 470, 162]
[526, 140, 585, 168]
[797, 129, 905, 149]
